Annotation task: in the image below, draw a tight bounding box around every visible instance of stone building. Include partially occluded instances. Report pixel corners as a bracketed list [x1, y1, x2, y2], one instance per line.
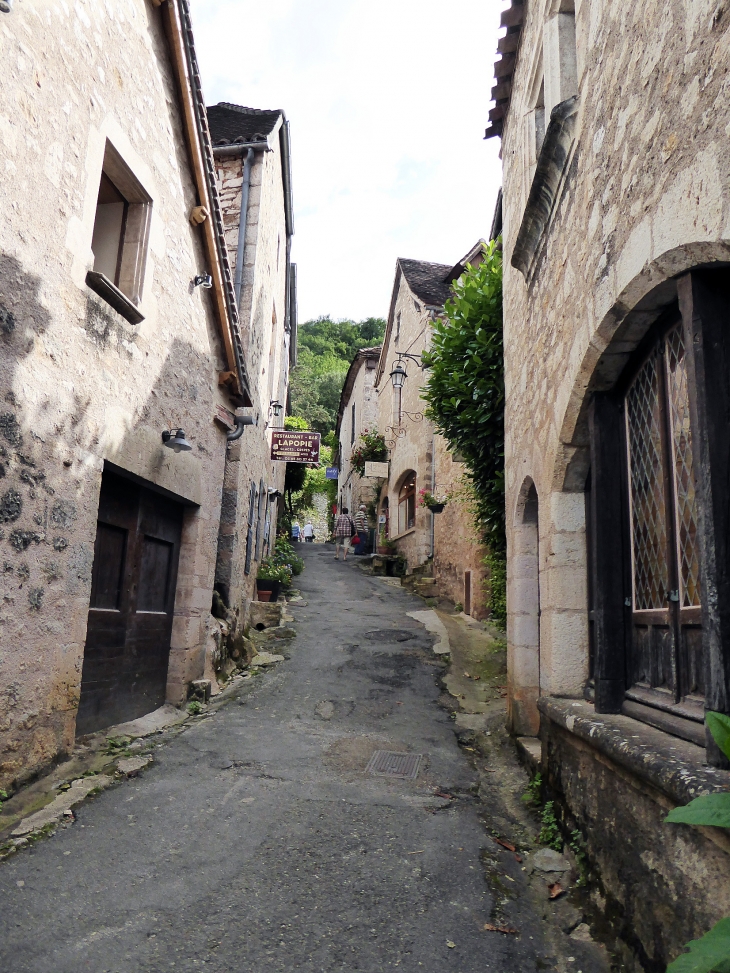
[207, 103, 294, 624]
[0, 0, 291, 791]
[488, 0, 730, 963]
[334, 346, 381, 517]
[336, 250, 489, 614]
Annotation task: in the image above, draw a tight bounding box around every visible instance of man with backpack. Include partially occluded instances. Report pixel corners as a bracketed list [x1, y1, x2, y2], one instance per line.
[333, 507, 356, 561]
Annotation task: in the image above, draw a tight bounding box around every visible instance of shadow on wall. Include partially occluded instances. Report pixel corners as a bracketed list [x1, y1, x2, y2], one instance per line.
[0, 250, 225, 787]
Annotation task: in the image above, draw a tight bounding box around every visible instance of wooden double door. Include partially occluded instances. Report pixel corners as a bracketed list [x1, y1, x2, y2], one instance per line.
[76, 470, 184, 736]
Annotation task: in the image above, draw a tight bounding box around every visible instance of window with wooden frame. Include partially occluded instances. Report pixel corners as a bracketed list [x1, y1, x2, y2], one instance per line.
[623, 317, 703, 723]
[588, 270, 730, 762]
[397, 473, 416, 535]
[87, 141, 152, 325]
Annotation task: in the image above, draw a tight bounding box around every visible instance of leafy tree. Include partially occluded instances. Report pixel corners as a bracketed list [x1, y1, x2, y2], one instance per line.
[422, 240, 504, 552]
[284, 463, 307, 514]
[284, 415, 309, 431]
[289, 316, 386, 437]
[421, 241, 505, 624]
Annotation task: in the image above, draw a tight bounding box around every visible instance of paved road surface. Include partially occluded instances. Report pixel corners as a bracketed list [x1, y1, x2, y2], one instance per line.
[1, 545, 574, 972]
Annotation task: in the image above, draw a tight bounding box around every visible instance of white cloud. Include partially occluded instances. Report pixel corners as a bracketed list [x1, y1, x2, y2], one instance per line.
[190, 0, 504, 322]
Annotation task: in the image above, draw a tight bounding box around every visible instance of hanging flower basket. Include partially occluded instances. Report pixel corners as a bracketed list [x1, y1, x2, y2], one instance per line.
[418, 489, 450, 512]
[350, 430, 388, 477]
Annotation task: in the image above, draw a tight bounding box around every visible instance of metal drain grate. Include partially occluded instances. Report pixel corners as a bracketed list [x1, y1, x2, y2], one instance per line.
[363, 630, 416, 643]
[366, 750, 422, 779]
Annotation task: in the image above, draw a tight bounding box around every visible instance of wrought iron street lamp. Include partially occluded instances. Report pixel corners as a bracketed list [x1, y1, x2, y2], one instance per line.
[389, 362, 408, 388]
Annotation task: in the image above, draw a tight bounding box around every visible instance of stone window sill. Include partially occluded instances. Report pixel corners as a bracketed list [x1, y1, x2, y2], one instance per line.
[538, 696, 730, 807]
[390, 527, 416, 541]
[86, 271, 145, 325]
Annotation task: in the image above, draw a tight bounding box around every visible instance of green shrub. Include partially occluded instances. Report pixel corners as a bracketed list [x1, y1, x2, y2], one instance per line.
[522, 772, 542, 808]
[272, 538, 304, 577]
[422, 241, 504, 553]
[484, 549, 506, 628]
[538, 801, 563, 851]
[256, 558, 292, 584]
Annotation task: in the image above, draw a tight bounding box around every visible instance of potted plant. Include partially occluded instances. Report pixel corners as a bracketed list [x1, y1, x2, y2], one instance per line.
[418, 488, 451, 514]
[377, 538, 397, 556]
[256, 558, 291, 602]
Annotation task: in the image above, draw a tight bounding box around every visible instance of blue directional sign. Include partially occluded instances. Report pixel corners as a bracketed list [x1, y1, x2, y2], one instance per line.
[325, 467, 339, 480]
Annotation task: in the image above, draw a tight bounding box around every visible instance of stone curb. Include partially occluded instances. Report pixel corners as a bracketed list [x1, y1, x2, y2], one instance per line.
[11, 775, 114, 837]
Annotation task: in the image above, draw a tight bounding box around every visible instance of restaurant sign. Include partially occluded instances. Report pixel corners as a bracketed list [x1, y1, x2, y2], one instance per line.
[271, 430, 321, 464]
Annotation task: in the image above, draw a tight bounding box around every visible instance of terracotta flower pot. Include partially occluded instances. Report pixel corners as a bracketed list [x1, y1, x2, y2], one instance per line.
[257, 590, 272, 602]
[256, 579, 281, 601]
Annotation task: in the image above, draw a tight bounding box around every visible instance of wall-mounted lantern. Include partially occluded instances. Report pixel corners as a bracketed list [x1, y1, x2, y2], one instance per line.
[162, 428, 193, 453]
[269, 400, 283, 418]
[193, 273, 213, 289]
[389, 362, 408, 389]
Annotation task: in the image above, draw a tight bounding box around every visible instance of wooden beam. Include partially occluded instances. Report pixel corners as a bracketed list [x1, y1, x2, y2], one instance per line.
[589, 394, 629, 713]
[678, 270, 730, 767]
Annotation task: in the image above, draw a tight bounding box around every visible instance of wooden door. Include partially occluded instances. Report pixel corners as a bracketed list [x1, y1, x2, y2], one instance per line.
[76, 471, 183, 735]
[624, 322, 704, 719]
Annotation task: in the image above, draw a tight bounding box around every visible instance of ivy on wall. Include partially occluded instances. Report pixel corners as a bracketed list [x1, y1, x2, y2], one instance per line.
[421, 241, 505, 622]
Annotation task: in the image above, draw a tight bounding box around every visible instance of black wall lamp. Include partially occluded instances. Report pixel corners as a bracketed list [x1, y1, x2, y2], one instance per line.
[389, 353, 425, 389]
[269, 400, 283, 418]
[389, 362, 408, 388]
[193, 273, 213, 289]
[267, 488, 282, 502]
[162, 428, 193, 453]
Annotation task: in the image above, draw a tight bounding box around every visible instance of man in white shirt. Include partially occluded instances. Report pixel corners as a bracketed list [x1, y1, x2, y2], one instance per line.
[302, 520, 315, 542]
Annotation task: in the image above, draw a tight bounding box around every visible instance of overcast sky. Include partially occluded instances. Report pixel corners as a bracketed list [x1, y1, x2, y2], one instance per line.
[190, 0, 504, 324]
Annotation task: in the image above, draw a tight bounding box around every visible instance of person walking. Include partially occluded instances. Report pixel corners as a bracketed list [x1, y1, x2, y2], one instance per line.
[353, 504, 368, 555]
[302, 520, 315, 543]
[291, 520, 301, 543]
[333, 507, 356, 560]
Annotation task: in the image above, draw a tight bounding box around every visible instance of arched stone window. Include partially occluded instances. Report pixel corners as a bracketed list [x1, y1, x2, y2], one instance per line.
[397, 473, 416, 534]
[586, 277, 729, 750]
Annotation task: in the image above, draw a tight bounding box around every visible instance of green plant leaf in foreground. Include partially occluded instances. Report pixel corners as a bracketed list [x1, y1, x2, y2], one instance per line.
[665, 793, 730, 828]
[707, 712, 730, 761]
[666, 918, 730, 973]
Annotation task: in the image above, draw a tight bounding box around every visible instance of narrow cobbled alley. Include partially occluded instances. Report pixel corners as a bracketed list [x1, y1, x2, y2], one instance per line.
[0, 547, 610, 972]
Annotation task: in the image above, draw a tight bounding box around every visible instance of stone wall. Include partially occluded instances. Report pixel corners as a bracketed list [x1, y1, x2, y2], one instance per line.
[432, 437, 489, 619]
[540, 700, 730, 971]
[375, 277, 433, 570]
[0, 0, 292, 790]
[501, 0, 730, 729]
[0, 0, 239, 787]
[498, 0, 730, 959]
[337, 352, 381, 517]
[213, 132, 289, 626]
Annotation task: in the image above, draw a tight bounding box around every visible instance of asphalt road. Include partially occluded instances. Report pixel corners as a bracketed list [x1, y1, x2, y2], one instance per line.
[0, 544, 555, 972]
